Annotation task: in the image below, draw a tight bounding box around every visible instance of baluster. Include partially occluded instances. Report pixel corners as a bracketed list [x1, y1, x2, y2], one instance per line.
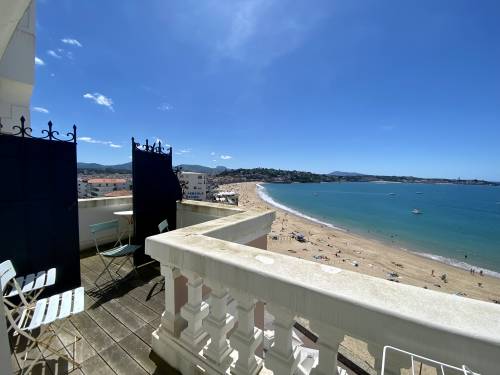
[310, 321, 344, 375]
[265, 304, 300, 375]
[159, 265, 186, 337]
[230, 290, 263, 375]
[180, 271, 209, 351]
[203, 281, 235, 371]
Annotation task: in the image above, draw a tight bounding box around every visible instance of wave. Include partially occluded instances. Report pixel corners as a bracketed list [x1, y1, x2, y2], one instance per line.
[256, 184, 500, 279]
[415, 252, 500, 279]
[256, 184, 346, 231]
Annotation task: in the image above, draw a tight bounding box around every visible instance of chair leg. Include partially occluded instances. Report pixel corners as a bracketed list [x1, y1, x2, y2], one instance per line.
[95, 256, 117, 288]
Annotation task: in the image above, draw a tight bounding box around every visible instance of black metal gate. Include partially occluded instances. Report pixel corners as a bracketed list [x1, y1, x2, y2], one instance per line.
[132, 138, 182, 265]
[0, 117, 80, 293]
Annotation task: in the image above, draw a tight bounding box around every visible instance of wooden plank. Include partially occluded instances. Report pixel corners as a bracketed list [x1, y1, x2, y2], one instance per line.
[118, 294, 159, 323]
[80, 354, 117, 375]
[132, 324, 155, 347]
[53, 320, 97, 364]
[100, 298, 147, 331]
[86, 303, 132, 342]
[70, 312, 115, 353]
[99, 341, 149, 375]
[118, 333, 158, 374]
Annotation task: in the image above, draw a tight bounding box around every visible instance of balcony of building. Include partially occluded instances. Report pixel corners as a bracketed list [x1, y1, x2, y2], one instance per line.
[5, 196, 500, 375]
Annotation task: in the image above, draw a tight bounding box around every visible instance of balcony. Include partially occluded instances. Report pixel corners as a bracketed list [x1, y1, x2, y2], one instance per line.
[5, 197, 500, 374]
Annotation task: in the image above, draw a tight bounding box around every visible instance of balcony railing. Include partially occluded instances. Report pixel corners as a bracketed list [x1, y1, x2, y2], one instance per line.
[146, 201, 500, 375]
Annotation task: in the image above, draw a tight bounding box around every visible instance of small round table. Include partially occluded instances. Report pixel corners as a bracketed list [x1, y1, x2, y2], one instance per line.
[113, 210, 133, 244]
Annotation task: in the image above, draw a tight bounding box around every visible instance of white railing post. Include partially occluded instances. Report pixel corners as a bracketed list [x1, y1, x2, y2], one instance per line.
[230, 290, 263, 375]
[160, 265, 186, 337]
[265, 304, 300, 375]
[310, 322, 344, 375]
[203, 281, 235, 371]
[180, 271, 209, 351]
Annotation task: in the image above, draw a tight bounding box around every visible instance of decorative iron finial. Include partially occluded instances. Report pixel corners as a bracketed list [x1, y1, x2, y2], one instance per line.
[5, 116, 77, 142]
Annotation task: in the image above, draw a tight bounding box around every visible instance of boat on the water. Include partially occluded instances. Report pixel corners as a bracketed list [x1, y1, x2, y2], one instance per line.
[412, 208, 423, 215]
[388, 192, 396, 196]
[416, 192, 423, 194]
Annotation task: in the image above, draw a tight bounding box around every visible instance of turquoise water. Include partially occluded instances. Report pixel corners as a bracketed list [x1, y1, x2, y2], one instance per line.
[259, 182, 500, 275]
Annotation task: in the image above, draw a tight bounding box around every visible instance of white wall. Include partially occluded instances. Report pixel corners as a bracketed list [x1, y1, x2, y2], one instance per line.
[78, 196, 132, 250]
[0, 0, 35, 133]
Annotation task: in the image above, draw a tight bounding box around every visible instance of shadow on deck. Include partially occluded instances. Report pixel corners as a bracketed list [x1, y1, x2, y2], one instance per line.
[9, 253, 177, 375]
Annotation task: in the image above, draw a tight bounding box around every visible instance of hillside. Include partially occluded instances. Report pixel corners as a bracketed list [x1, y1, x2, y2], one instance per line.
[77, 162, 227, 175]
[215, 168, 499, 186]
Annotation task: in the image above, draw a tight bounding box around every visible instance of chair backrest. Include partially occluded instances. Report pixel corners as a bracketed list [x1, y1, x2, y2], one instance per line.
[0, 260, 16, 293]
[89, 219, 120, 235]
[89, 220, 121, 253]
[158, 219, 169, 233]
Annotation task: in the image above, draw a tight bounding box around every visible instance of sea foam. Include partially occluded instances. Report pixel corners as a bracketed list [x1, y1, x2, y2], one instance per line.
[256, 184, 345, 231]
[416, 252, 500, 279]
[257, 183, 500, 279]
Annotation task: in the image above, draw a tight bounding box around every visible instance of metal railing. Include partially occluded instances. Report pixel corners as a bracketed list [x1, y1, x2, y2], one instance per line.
[381, 346, 480, 375]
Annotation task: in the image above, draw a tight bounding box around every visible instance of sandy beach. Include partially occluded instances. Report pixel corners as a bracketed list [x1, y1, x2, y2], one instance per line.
[221, 182, 500, 304]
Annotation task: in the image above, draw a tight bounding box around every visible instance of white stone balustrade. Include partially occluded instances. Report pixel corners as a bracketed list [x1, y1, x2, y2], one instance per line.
[146, 200, 500, 375]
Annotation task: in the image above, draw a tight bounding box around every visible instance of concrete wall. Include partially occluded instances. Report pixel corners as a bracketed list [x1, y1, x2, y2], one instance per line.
[0, 0, 35, 133]
[78, 196, 132, 250]
[176, 200, 243, 229]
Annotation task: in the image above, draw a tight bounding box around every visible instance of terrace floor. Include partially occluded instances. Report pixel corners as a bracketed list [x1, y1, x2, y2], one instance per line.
[9, 253, 177, 375]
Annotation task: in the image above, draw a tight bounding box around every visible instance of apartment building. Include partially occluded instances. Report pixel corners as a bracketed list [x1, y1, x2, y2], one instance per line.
[179, 172, 207, 200]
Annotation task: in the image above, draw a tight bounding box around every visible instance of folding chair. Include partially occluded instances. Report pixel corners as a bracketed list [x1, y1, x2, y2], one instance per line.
[1, 261, 84, 374]
[158, 219, 169, 233]
[89, 219, 140, 288]
[1, 260, 56, 332]
[1, 260, 56, 308]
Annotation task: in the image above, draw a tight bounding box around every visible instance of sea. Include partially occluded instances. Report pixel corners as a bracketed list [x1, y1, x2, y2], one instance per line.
[257, 182, 500, 277]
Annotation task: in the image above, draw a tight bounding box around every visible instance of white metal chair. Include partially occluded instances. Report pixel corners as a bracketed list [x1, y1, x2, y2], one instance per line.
[381, 346, 480, 375]
[1, 260, 56, 331]
[158, 219, 169, 234]
[1, 261, 84, 374]
[1, 261, 56, 304]
[89, 219, 140, 288]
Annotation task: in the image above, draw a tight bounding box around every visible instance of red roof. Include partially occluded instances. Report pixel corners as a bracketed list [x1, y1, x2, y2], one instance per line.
[104, 190, 132, 197]
[87, 178, 127, 184]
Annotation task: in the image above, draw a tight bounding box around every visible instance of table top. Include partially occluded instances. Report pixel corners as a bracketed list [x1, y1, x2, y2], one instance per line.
[113, 210, 133, 216]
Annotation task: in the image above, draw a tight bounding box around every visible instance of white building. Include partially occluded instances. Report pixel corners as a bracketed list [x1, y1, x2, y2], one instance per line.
[0, 1, 35, 134]
[179, 172, 207, 201]
[83, 178, 129, 198]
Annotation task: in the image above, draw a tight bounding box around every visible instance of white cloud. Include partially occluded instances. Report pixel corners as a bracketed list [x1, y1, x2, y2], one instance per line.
[47, 50, 62, 59]
[32, 107, 49, 114]
[157, 103, 173, 111]
[175, 148, 192, 156]
[83, 92, 114, 111]
[78, 137, 122, 149]
[220, 155, 232, 160]
[380, 125, 395, 131]
[167, 0, 333, 67]
[61, 38, 83, 47]
[212, 159, 217, 162]
[35, 57, 45, 66]
[210, 151, 216, 156]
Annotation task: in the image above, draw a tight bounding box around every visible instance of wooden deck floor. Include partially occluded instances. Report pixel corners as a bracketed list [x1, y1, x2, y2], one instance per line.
[9, 253, 177, 375]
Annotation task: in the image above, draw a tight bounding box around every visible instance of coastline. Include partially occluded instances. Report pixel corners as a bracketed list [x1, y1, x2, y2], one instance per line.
[221, 181, 500, 304]
[256, 183, 500, 279]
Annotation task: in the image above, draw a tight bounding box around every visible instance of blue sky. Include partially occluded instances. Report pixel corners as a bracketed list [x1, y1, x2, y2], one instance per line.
[31, 0, 500, 180]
